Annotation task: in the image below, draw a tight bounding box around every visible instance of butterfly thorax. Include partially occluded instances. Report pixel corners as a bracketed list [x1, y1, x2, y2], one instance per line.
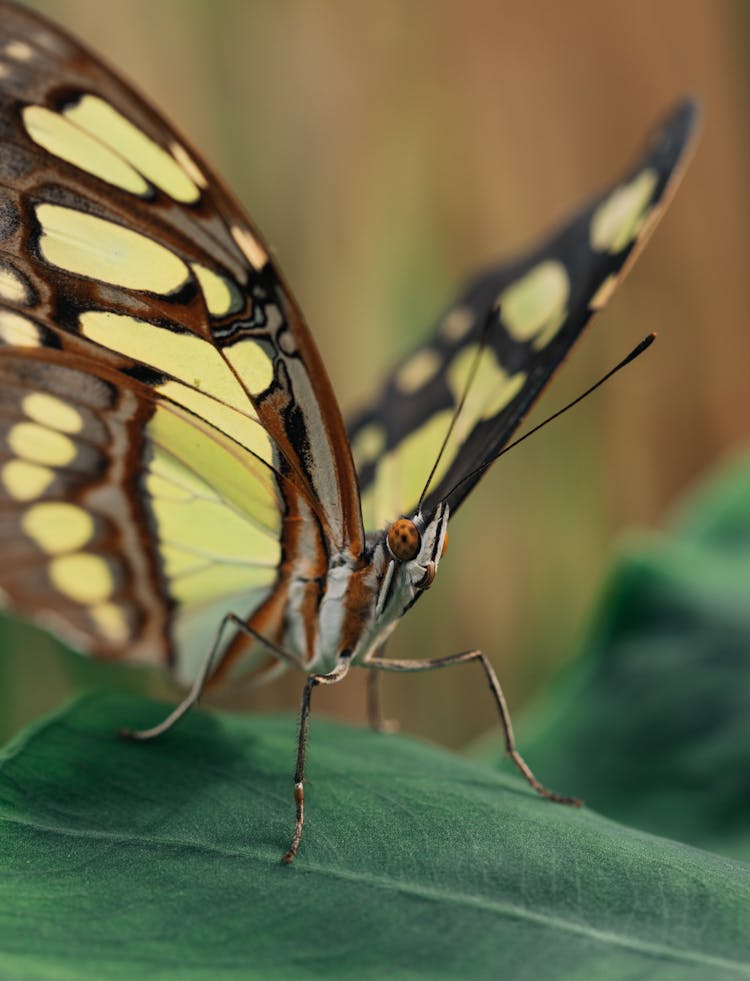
[302, 503, 449, 674]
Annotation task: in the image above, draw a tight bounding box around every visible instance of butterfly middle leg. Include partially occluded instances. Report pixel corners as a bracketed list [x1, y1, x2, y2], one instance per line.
[119, 611, 306, 741]
[362, 650, 582, 807]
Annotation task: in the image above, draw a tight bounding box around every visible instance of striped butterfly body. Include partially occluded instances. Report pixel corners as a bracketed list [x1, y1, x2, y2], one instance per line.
[0, 2, 697, 861]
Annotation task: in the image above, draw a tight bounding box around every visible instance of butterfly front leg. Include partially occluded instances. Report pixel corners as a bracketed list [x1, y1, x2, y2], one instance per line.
[363, 650, 582, 806]
[283, 659, 352, 864]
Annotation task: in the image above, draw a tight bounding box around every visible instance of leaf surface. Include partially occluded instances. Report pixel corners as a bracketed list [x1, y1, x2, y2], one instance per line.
[1, 692, 749, 980]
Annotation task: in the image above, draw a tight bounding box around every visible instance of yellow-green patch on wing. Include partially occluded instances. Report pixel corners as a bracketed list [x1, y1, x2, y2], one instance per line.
[148, 474, 279, 566]
[147, 404, 280, 532]
[2, 459, 54, 501]
[23, 105, 150, 197]
[590, 169, 659, 254]
[64, 95, 201, 204]
[0, 311, 42, 347]
[362, 409, 453, 529]
[79, 312, 275, 442]
[22, 392, 83, 434]
[22, 500, 94, 554]
[89, 601, 130, 644]
[446, 344, 526, 441]
[36, 205, 189, 294]
[499, 260, 570, 349]
[191, 262, 241, 318]
[0, 264, 33, 305]
[7, 420, 76, 466]
[48, 552, 114, 605]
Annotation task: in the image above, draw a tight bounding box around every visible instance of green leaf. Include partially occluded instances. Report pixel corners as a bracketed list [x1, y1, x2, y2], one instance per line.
[1, 692, 749, 980]
[476, 456, 750, 860]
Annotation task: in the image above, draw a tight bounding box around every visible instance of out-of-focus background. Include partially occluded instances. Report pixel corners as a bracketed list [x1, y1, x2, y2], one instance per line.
[1, 0, 747, 750]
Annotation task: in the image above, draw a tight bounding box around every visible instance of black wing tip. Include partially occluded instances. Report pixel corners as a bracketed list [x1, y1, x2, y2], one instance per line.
[653, 96, 702, 154]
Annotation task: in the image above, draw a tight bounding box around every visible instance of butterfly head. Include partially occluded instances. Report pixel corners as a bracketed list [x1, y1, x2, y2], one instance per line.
[374, 503, 450, 622]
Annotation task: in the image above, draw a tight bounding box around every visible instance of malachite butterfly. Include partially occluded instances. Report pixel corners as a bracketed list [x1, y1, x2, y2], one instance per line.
[0, 1, 698, 861]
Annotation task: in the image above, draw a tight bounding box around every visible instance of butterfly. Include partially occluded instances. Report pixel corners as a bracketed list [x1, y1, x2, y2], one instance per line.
[0, 1, 697, 862]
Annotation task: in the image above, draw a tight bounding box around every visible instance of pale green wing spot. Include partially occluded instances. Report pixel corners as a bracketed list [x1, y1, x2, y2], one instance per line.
[79, 312, 275, 440]
[394, 349, 442, 394]
[7, 421, 76, 466]
[351, 422, 386, 472]
[146, 465, 279, 570]
[361, 410, 454, 529]
[0, 265, 32, 305]
[359, 344, 526, 529]
[63, 95, 201, 204]
[440, 306, 474, 341]
[191, 262, 241, 317]
[36, 205, 190, 293]
[167, 560, 274, 606]
[147, 403, 281, 534]
[589, 273, 618, 311]
[445, 344, 527, 441]
[170, 142, 207, 189]
[2, 459, 55, 501]
[590, 169, 659, 254]
[23, 105, 150, 197]
[48, 552, 114, 605]
[89, 602, 130, 644]
[22, 392, 83, 433]
[498, 260, 570, 349]
[223, 339, 275, 396]
[155, 381, 268, 463]
[22, 501, 94, 554]
[4, 40, 33, 61]
[0, 311, 41, 346]
[231, 225, 268, 271]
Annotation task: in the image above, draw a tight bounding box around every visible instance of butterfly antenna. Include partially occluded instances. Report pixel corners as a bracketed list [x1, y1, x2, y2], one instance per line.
[446, 332, 656, 501]
[417, 305, 497, 512]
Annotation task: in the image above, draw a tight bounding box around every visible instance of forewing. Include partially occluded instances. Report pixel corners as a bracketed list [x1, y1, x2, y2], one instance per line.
[0, 1, 363, 554]
[348, 100, 698, 528]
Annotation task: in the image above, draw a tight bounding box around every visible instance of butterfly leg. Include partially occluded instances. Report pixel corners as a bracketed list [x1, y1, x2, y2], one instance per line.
[366, 647, 400, 734]
[120, 612, 305, 741]
[363, 650, 581, 806]
[283, 659, 351, 864]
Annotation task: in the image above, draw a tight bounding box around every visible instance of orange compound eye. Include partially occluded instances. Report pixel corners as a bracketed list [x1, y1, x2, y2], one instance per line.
[440, 530, 449, 557]
[386, 517, 421, 562]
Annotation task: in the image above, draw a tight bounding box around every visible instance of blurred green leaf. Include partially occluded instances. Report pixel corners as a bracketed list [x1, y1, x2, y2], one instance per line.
[0, 614, 178, 746]
[1, 691, 749, 980]
[474, 456, 750, 860]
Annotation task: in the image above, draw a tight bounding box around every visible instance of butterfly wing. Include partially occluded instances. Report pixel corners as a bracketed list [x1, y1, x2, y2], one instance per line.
[348, 100, 699, 529]
[0, 2, 363, 678]
[0, 345, 294, 683]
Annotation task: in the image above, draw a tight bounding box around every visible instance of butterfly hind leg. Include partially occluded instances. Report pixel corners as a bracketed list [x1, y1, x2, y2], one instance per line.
[120, 612, 305, 741]
[365, 646, 400, 734]
[363, 649, 582, 806]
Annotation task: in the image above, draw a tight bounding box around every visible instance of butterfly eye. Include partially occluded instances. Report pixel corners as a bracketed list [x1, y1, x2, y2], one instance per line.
[386, 518, 421, 562]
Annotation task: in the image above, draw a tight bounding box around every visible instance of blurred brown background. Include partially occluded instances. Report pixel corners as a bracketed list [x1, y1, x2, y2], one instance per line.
[1, 0, 748, 750]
